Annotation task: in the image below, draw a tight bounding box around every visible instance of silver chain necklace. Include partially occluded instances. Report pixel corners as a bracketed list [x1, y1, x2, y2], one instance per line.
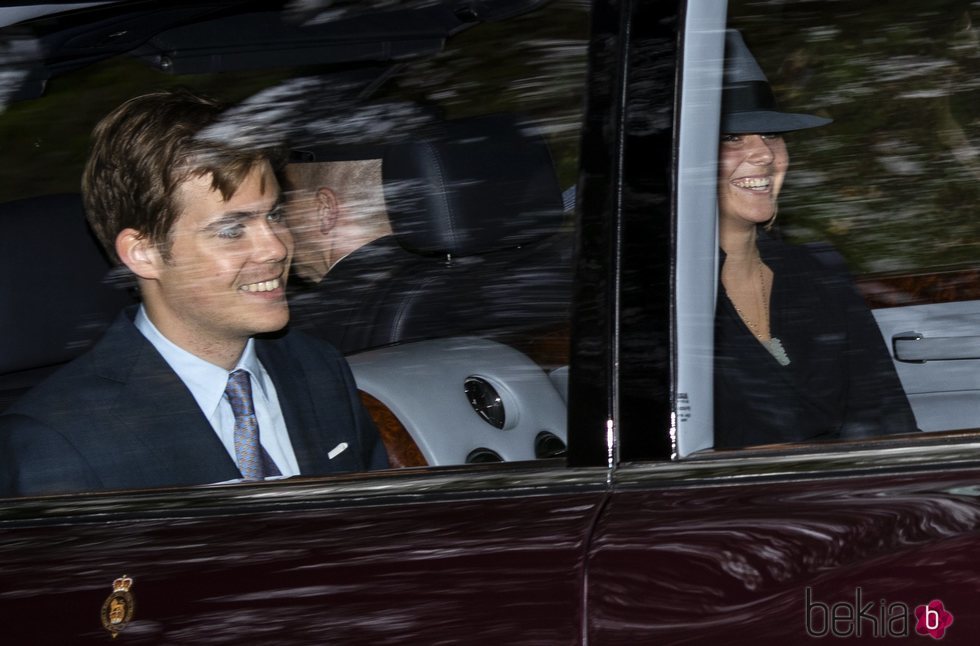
[732, 260, 791, 366]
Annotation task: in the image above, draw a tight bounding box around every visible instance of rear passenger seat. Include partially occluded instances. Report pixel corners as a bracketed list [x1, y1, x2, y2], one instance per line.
[0, 194, 134, 411]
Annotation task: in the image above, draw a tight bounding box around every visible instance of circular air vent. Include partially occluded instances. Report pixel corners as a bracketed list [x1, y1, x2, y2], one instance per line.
[464, 376, 505, 429]
[534, 431, 567, 459]
[466, 448, 503, 463]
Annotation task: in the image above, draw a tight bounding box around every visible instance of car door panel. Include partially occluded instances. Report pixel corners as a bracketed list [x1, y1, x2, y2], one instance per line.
[873, 300, 980, 432]
[0, 467, 607, 645]
[588, 452, 980, 644]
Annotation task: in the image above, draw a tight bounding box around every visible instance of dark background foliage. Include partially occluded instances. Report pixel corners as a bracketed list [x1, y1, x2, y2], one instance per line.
[732, 0, 980, 273]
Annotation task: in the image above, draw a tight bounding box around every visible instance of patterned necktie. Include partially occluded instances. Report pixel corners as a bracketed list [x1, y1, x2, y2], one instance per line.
[224, 369, 280, 480]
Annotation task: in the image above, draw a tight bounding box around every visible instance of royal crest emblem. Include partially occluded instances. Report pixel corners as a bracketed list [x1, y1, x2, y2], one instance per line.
[100, 575, 135, 638]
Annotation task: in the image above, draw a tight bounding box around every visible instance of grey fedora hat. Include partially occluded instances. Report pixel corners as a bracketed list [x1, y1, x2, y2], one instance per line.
[722, 30, 831, 133]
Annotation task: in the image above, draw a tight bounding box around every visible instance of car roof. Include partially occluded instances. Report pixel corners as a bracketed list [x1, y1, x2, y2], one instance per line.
[1, 0, 550, 101]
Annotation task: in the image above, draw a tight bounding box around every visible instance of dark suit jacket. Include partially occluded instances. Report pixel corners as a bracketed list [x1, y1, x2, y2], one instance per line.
[289, 235, 409, 352]
[0, 310, 388, 497]
[289, 234, 574, 354]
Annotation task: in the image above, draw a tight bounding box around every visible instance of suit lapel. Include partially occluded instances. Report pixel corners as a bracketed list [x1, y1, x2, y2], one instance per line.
[257, 339, 332, 475]
[93, 312, 241, 485]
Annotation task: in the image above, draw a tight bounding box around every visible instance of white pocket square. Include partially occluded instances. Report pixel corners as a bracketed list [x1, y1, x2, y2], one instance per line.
[327, 442, 349, 460]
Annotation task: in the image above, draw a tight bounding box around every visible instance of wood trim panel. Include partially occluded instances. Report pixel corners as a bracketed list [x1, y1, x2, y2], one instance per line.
[359, 391, 428, 468]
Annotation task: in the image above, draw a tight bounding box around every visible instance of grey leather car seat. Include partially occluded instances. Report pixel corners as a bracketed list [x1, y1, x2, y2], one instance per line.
[0, 194, 134, 411]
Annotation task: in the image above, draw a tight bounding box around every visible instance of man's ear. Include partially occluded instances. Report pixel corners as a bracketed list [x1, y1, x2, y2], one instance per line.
[315, 187, 340, 235]
[115, 228, 162, 280]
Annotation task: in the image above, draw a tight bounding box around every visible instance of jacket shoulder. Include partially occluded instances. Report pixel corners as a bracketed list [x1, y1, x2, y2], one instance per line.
[261, 327, 346, 365]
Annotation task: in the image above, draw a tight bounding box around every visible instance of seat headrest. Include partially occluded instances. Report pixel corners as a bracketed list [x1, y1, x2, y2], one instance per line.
[0, 194, 133, 373]
[382, 114, 564, 256]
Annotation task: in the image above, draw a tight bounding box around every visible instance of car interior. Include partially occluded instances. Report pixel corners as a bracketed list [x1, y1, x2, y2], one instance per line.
[288, 113, 574, 465]
[0, 120, 574, 469]
[1, 0, 978, 482]
[287, 112, 573, 355]
[0, 0, 582, 472]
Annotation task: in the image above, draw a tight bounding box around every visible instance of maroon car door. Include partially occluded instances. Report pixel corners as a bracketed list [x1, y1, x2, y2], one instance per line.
[2, 467, 607, 644]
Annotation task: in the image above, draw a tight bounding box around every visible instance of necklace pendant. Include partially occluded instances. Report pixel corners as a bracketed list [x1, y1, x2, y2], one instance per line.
[765, 337, 791, 366]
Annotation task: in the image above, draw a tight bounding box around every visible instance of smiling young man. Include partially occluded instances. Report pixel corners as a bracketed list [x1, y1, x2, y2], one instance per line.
[0, 90, 387, 497]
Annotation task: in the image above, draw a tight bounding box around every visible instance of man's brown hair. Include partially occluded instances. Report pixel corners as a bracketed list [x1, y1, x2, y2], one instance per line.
[82, 88, 272, 263]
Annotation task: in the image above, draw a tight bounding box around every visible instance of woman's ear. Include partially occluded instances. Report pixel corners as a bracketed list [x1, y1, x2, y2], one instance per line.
[315, 187, 340, 235]
[115, 228, 161, 280]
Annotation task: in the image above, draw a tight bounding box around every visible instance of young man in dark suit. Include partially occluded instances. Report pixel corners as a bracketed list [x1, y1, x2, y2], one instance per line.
[0, 90, 388, 497]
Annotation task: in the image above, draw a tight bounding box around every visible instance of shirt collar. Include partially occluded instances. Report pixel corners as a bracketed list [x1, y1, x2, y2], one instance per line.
[236, 335, 269, 400]
[134, 305, 267, 416]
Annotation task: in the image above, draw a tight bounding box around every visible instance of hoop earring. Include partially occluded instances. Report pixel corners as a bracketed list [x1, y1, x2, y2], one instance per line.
[764, 204, 779, 231]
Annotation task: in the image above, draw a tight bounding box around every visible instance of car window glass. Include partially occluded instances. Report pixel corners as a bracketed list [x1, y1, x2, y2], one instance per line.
[669, 0, 980, 456]
[0, 0, 589, 498]
[284, 1, 587, 468]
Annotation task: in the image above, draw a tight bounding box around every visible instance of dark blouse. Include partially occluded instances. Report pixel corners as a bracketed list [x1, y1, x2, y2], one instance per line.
[714, 232, 918, 448]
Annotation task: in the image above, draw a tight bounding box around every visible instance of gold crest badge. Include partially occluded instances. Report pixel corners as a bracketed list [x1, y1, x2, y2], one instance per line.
[100, 575, 135, 638]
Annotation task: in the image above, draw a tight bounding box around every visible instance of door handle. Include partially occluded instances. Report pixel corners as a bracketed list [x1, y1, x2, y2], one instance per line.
[893, 331, 980, 363]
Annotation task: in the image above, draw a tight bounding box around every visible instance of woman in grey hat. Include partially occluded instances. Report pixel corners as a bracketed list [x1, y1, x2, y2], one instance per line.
[713, 31, 918, 448]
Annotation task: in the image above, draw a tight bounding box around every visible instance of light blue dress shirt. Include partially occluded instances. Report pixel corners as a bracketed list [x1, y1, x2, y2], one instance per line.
[134, 306, 299, 479]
